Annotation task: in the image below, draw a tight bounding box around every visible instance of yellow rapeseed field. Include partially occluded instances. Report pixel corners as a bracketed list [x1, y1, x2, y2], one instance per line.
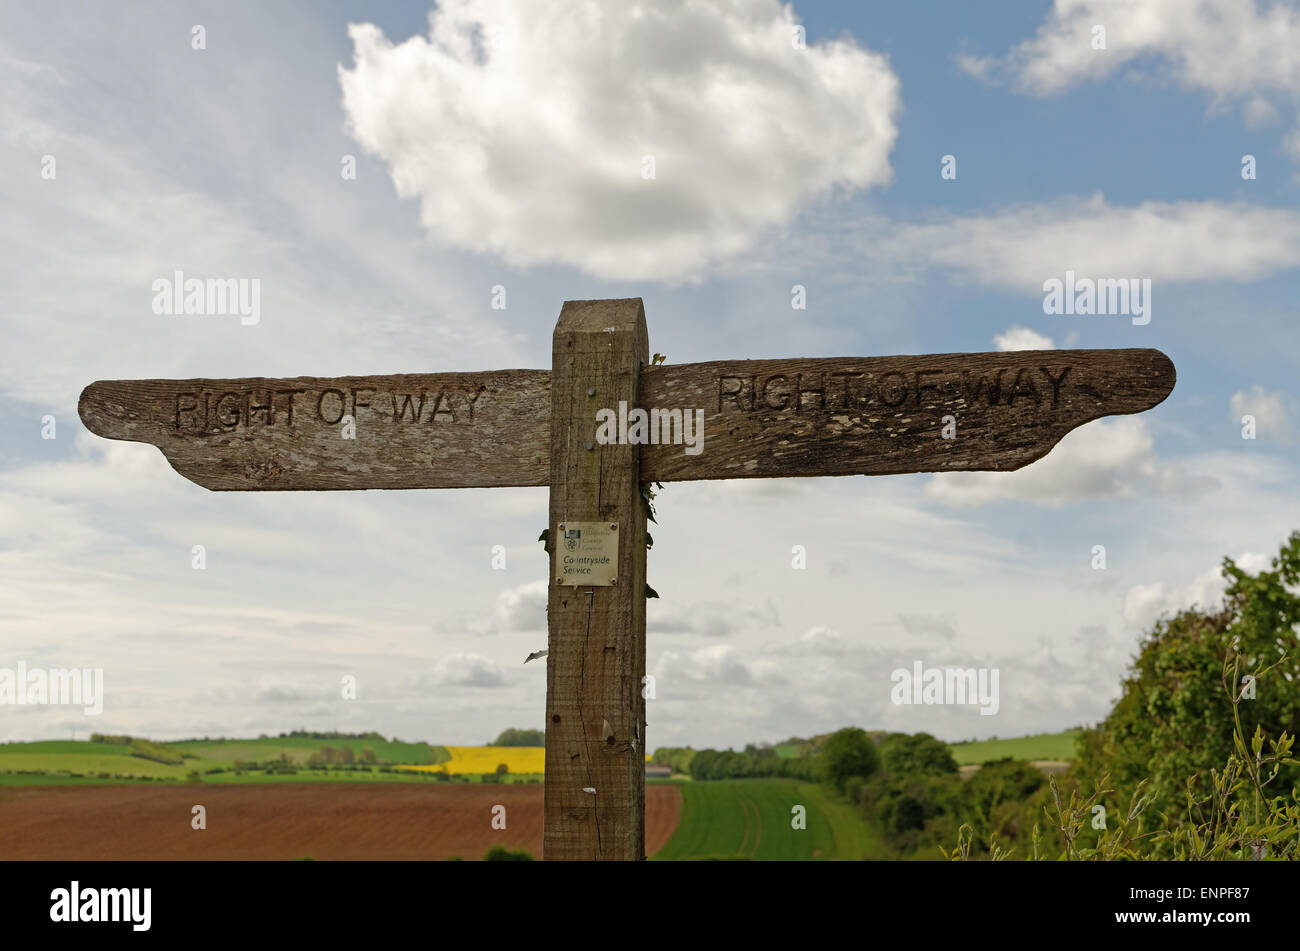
[399, 746, 546, 775]
[396, 747, 650, 776]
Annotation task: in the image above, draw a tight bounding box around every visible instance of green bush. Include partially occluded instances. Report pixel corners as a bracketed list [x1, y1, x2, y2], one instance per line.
[879, 733, 958, 779]
[490, 728, 544, 747]
[1077, 533, 1300, 829]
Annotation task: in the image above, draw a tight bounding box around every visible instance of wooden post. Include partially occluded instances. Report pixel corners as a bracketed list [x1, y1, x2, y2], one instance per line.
[78, 306, 1176, 862]
[544, 299, 649, 861]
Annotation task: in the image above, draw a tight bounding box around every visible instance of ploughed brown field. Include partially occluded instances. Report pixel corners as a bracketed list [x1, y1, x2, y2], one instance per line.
[0, 783, 682, 860]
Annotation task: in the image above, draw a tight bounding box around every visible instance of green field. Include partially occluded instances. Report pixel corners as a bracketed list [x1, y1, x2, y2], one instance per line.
[0, 772, 161, 786]
[651, 779, 884, 860]
[0, 736, 457, 784]
[171, 736, 447, 766]
[0, 753, 189, 779]
[947, 729, 1080, 765]
[0, 741, 137, 756]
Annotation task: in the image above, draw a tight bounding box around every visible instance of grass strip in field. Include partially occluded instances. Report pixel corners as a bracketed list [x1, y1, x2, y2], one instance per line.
[651, 779, 883, 861]
[947, 729, 1080, 766]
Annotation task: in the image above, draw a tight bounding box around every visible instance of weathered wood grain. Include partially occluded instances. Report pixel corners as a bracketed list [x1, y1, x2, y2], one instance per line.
[78, 372, 551, 490]
[78, 349, 1174, 489]
[543, 299, 648, 861]
[639, 348, 1175, 482]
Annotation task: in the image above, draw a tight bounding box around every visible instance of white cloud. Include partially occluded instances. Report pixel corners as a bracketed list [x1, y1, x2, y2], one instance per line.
[1123, 551, 1270, 631]
[445, 579, 548, 635]
[648, 597, 780, 637]
[338, 0, 901, 282]
[965, 0, 1300, 99]
[1285, 121, 1300, 163]
[429, 653, 507, 688]
[993, 324, 1054, 351]
[1230, 385, 1296, 442]
[797, 625, 850, 654]
[3, 1, 1298, 755]
[897, 194, 1300, 292]
[759, 194, 1300, 298]
[953, 53, 994, 82]
[654, 644, 786, 688]
[926, 417, 1217, 508]
[490, 579, 547, 630]
[961, 0, 1300, 161]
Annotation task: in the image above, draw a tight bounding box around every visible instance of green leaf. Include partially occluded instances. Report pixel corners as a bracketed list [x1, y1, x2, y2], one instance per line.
[645, 584, 660, 599]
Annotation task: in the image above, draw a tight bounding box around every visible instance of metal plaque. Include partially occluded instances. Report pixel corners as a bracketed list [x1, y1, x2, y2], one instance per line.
[555, 520, 619, 587]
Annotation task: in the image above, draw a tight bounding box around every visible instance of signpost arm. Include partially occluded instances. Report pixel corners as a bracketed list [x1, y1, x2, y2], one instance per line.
[543, 299, 649, 861]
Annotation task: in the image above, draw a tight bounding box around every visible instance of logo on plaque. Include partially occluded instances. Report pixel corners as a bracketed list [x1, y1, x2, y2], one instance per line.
[556, 521, 618, 586]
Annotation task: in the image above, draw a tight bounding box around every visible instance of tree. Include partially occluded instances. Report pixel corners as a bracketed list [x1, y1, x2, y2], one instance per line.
[879, 732, 958, 778]
[820, 727, 881, 792]
[651, 746, 696, 774]
[360, 747, 377, 764]
[490, 728, 544, 747]
[688, 749, 720, 781]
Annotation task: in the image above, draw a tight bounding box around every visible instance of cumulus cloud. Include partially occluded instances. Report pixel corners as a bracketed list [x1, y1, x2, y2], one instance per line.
[481, 579, 548, 633]
[655, 644, 786, 688]
[796, 625, 851, 654]
[338, 0, 901, 281]
[1231, 385, 1296, 443]
[926, 417, 1217, 508]
[434, 579, 548, 636]
[429, 652, 506, 688]
[1123, 551, 1270, 631]
[993, 325, 1054, 351]
[959, 0, 1300, 162]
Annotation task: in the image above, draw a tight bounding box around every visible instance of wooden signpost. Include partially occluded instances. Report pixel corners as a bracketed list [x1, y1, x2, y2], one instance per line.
[80, 298, 1176, 860]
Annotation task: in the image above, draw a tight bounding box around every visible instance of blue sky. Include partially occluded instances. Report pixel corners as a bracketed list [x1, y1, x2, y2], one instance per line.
[1, 0, 1298, 749]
